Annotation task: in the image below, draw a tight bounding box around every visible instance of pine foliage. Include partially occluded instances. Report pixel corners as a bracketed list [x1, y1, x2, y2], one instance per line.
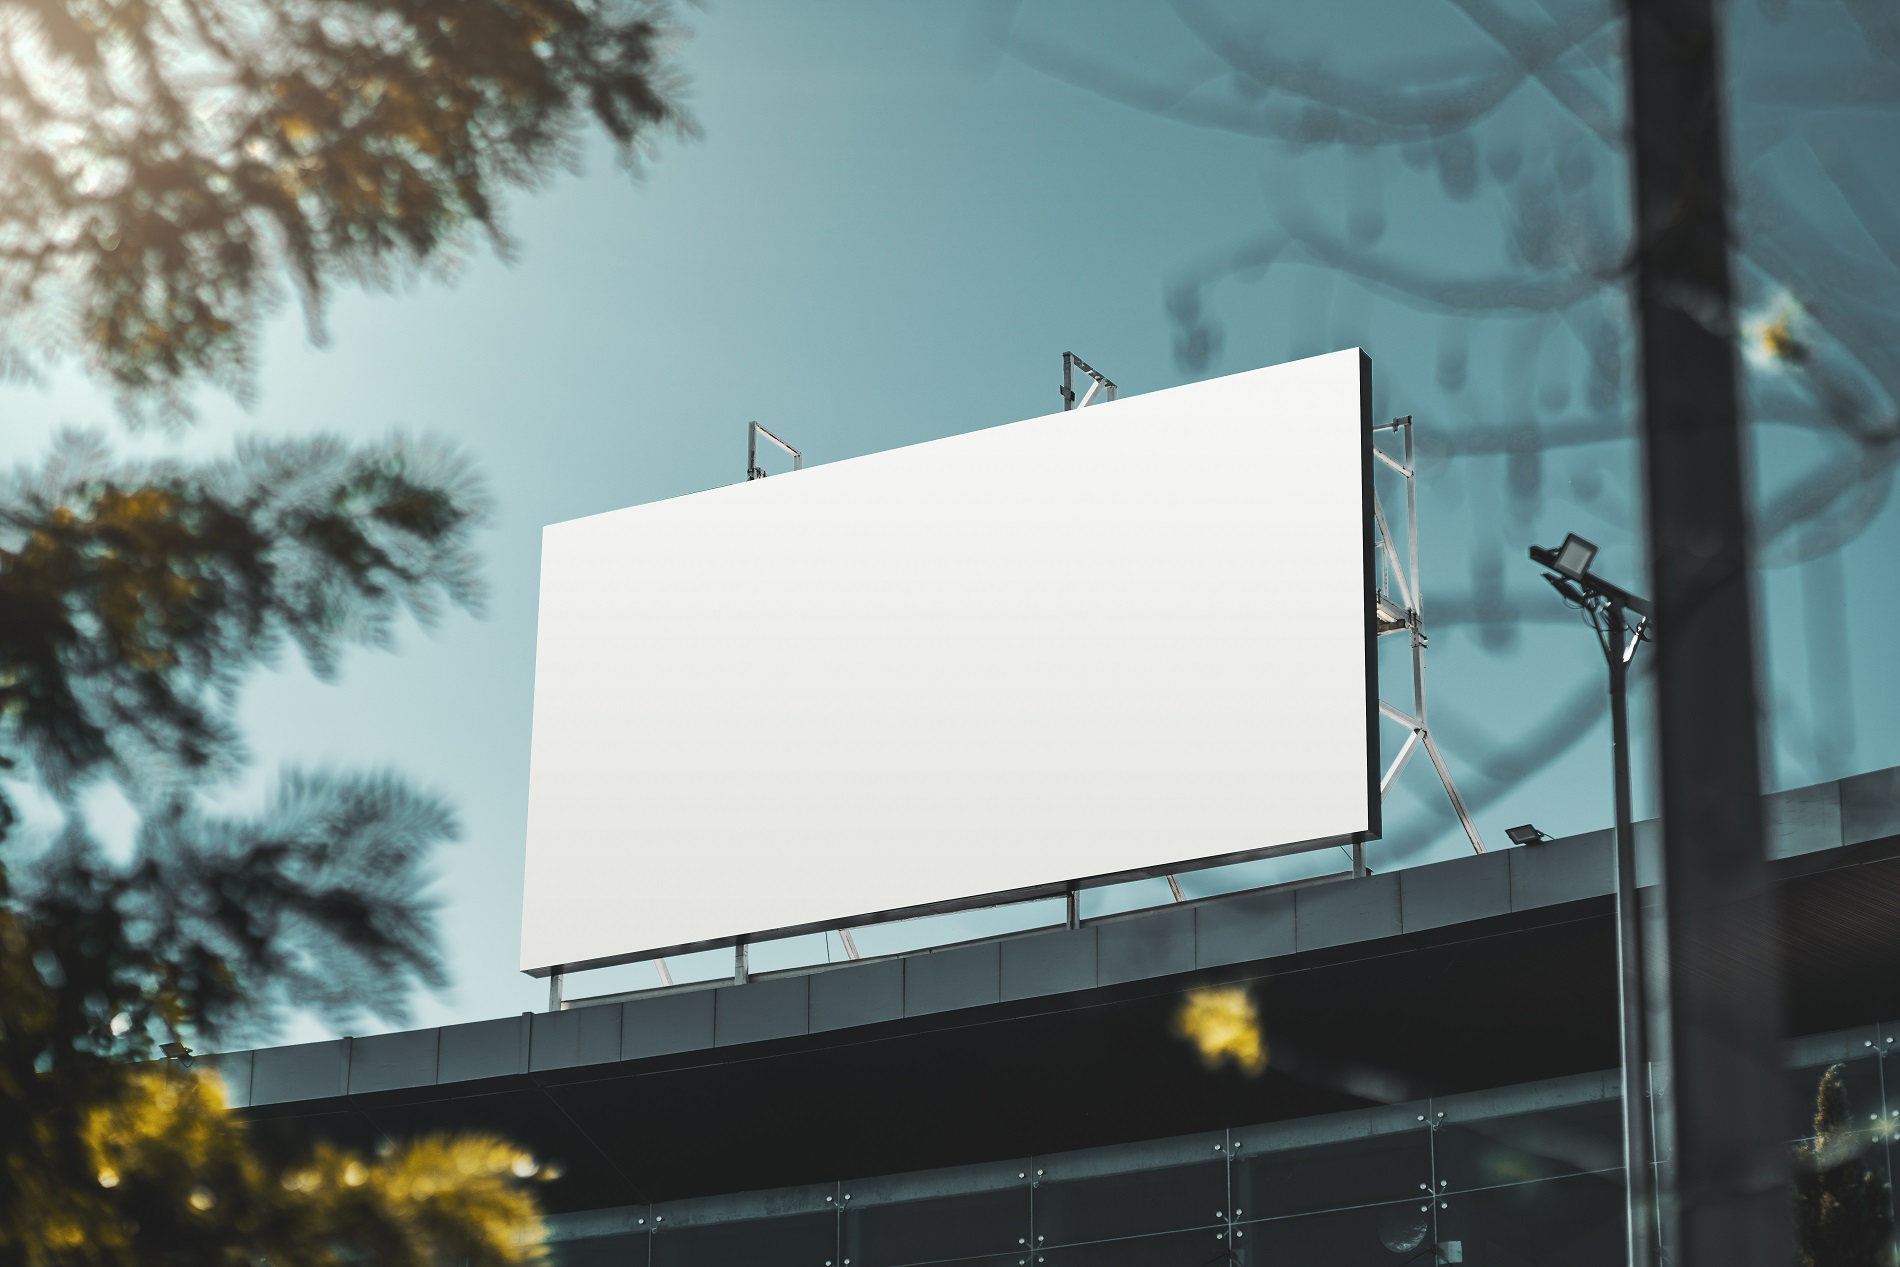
[0, 0, 688, 1252]
[0, 430, 560, 1261]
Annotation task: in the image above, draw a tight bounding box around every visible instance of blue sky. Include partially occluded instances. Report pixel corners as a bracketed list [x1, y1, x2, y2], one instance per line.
[4, 0, 1895, 1039]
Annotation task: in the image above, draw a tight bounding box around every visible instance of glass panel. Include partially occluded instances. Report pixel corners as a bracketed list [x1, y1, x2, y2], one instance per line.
[1436, 1100, 1624, 1191]
[1035, 1227, 1234, 1266]
[1787, 1057, 1885, 1142]
[1237, 1127, 1431, 1220]
[550, 1233, 646, 1267]
[1033, 1161, 1226, 1246]
[842, 1188, 1032, 1267]
[1241, 1202, 1442, 1266]
[1434, 1171, 1623, 1267]
[651, 1212, 835, 1267]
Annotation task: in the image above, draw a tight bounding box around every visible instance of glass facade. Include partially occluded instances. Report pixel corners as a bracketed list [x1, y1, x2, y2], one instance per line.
[547, 1024, 1900, 1266]
[547, 1082, 1623, 1265]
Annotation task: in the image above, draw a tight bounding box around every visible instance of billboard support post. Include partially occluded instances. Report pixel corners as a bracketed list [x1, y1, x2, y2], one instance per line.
[748, 422, 803, 481]
[1373, 416, 1485, 856]
[1061, 352, 1118, 411]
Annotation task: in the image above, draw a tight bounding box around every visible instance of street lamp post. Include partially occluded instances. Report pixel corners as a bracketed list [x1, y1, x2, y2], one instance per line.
[1530, 533, 1655, 1267]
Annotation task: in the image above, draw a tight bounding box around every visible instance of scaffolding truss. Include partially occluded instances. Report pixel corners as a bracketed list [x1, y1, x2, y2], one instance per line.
[1372, 415, 1485, 856]
[748, 421, 803, 480]
[1060, 351, 1117, 410]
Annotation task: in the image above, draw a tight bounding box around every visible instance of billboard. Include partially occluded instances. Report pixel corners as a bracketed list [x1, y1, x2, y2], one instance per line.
[520, 349, 1377, 974]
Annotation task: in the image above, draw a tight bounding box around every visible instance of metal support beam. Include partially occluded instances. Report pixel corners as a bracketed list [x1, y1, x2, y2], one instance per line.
[1060, 352, 1118, 411]
[1624, 0, 1787, 1258]
[1373, 417, 1485, 856]
[548, 972, 564, 1013]
[748, 421, 803, 481]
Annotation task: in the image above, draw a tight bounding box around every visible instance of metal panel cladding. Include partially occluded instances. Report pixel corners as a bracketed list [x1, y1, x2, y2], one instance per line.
[520, 349, 1376, 973]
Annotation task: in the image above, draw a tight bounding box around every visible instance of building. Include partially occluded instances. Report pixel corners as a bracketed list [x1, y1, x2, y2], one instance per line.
[204, 764, 1900, 1266]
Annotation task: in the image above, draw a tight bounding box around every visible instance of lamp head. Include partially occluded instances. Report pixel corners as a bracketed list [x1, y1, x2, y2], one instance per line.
[1505, 823, 1553, 846]
[1550, 533, 1598, 581]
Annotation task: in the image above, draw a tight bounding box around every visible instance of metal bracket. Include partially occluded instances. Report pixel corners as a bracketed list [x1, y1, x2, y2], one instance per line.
[747, 421, 803, 480]
[1373, 416, 1485, 855]
[1061, 351, 1118, 410]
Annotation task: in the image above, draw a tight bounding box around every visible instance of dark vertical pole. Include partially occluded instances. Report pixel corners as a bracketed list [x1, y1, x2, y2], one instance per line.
[1607, 606, 1654, 1267]
[1622, 1, 1788, 1263]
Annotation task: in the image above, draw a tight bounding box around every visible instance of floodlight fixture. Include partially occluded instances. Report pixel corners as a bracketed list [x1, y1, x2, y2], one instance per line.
[1529, 536, 1653, 620]
[160, 1041, 195, 1068]
[1551, 533, 1598, 581]
[1505, 823, 1553, 846]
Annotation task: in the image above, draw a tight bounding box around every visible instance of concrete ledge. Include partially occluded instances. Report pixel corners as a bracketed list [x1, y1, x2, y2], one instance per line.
[438, 1015, 525, 1084]
[251, 1039, 348, 1106]
[1098, 907, 1195, 985]
[1510, 832, 1612, 910]
[1001, 927, 1097, 1000]
[905, 942, 1000, 1017]
[715, 976, 809, 1047]
[533, 1001, 624, 1071]
[1400, 851, 1510, 934]
[200, 1050, 254, 1109]
[1843, 768, 1900, 847]
[811, 958, 904, 1032]
[623, 989, 715, 1060]
[1766, 782, 1843, 860]
[1195, 888, 1296, 967]
[349, 1028, 439, 1094]
[1296, 871, 1399, 951]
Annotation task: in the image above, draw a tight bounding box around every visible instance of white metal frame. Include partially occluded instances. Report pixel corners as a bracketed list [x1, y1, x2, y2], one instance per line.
[1061, 351, 1118, 410]
[1371, 415, 1485, 856]
[748, 421, 803, 480]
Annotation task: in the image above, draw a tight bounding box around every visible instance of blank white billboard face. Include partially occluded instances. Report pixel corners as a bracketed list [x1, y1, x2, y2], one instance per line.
[521, 349, 1376, 972]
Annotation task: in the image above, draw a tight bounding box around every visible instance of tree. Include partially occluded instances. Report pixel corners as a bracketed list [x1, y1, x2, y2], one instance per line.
[0, 0, 690, 1259]
[0, 0, 692, 425]
[1793, 1065, 1895, 1267]
[0, 432, 563, 1263]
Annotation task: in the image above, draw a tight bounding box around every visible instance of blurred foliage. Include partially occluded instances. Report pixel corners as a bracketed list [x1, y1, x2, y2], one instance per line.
[0, 0, 692, 1253]
[1793, 1064, 1895, 1267]
[0, 432, 563, 1259]
[0, 0, 693, 423]
[1172, 985, 1267, 1075]
[0, 431, 487, 825]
